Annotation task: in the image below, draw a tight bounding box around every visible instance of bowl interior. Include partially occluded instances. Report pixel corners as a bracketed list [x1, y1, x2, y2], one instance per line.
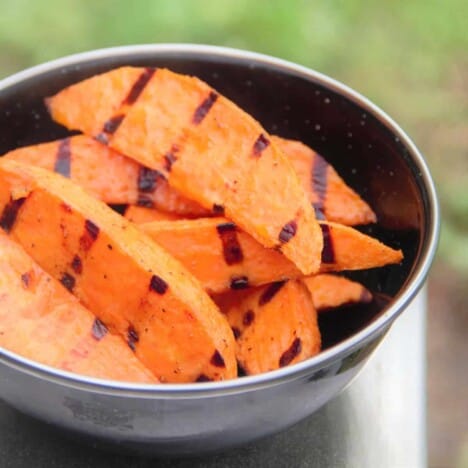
[0, 47, 433, 352]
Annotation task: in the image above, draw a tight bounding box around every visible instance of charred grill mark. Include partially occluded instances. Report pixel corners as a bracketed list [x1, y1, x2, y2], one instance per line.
[149, 274, 168, 295]
[230, 276, 249, 290]
[212, 203, 225, 215]
[320, 223, 335, 264]
[232, 327, 241, 339]
[138, 167, 164, 193]
[312, 154, 328, 217]
[94, 133, 109, 145]
[92, 318, 108, 341]
[54, 138, 71, 177]
[252, 133, 270, 157]
[196, 374, 213, 382]
[60, 273, 75, 292]
[258, 280, 287, 306]
[164, 144, 179, 172]
[103, 114, 125, 135]
[210, 350, 226, 368]
[0, 197, 27, 233]
[127, 325, 139, 351]
[216, 222, 243, 265]
[136, 196, 154, 208]
[122, 67, 156, 105]
[71, 255, 83, 274]
[312, 204, 326, 220]
[79, 220, 100, 251]
[21, 272, 31, 288]
[192, 91, 218, 125]
[242, 309, 255, 327]
[279, 220, 297, 243]
[279, 337, 302, 367]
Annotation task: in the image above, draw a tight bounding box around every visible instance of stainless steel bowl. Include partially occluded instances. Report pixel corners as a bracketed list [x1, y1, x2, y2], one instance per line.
[0, 44, 439, 456]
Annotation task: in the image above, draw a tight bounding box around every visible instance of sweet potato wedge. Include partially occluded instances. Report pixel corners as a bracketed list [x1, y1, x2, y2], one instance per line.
[272, 136, 376, 225]
[124, 205, 185, 223]
[220, 279, 321, 375]
[3, 135, 209, 216]
[0, 231, 157, 383]
[46, 67, 323, 275]
[139, 217, 403, 293]
[302, 274, 372, 310]
[0, 160, 236, 383]
[212, 274, 372, 314]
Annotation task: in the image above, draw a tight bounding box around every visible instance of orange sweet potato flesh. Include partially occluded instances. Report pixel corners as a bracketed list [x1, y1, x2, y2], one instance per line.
[3, 135, 209, 216]
[272, 136, 377, 225]
[0, 231, 157, 383]
[139, 217, 403, 293]
[125, 205, 185, 223]
[219, 279, 321, 375]
[302, 274, 372, 310]
[0, 160, 236, 383]
[46, 67, 323, 275]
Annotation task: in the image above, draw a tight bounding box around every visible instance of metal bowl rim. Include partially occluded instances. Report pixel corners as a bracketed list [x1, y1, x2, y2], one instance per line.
[0, 43, 440, 398]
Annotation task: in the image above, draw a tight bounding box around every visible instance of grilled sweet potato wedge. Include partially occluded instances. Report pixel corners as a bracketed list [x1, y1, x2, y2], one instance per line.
[220, 279, 321, 375]
[46, 67, 323, 275]
[213, 274, 372, 314]
[139, 217, 403, 293]
[0, 231, 157, 383]
[124, 205, 185, 223]
[0, 160, 236, 383]
[3, 135, 209, 216]
[302, 274, 372, 311]
[272, 136, 377, 225]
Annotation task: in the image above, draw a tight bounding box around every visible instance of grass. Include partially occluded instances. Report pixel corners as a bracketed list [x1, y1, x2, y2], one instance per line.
[0, 0, 466, 274]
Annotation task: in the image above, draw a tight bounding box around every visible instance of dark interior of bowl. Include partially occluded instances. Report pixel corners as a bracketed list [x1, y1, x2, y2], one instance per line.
[0, 50, 430, 350]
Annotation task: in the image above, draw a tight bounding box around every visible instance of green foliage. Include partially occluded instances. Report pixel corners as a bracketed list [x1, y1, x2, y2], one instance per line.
[0, 0, 466, 273]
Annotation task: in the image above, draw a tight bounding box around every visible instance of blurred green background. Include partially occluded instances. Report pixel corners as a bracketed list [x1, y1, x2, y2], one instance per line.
[0, 1, 466, 466]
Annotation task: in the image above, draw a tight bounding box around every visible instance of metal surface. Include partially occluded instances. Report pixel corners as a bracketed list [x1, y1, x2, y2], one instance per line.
[0, 292, 426, 467]
[0, 45, 439, 454]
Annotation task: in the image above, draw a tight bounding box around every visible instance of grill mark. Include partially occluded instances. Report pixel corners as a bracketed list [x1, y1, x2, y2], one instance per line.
[320, 223, 335, 263]
[21, 272, 31, 288]
[149, 274, 168, 295]
[91, 318, 108, 341]
[127, 325, 139, 351]
[312, 154, 328, 216]
[103, 114, 125, 134]
[230, 276, 249, 290]
[252, 133, 270, 157]
[258, 280, 287, 306]
[164, 145, 179, 172]
[242, 309, 255, 327]
[54, 138, 71, 177]
[138, 167, 164, 193]
[60, 273, 75, 292]
[212, 204, 225, 215]
[192, 91, 218, 125]
[196, 374, 213, 382]
[279, 220, 297, 243]
[210, 350, 226, 368]
[0, 197, 27, 233]
[279, 337, 302, 367]
[216, 222, 243, 265]
[122, 67, 156, 105]
[71, 255, 83, 274]
[79, 220, 100, 251]
[232, 327, 241, 339]
[136, 196, 154, 208]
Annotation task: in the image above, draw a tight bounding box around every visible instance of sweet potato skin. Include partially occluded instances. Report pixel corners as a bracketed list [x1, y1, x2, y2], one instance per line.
[272, 136, 377, 225]
[0, 231, 157, 383]
[220, 279, 321, 375]
[140, 217, 403, 293]
[0, 159, 236, 383]
[47, 67, 323, 275]
[3, 135, 209, 216]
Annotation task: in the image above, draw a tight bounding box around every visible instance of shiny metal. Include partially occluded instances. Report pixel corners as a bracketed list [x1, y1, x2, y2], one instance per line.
[0, 44, 439, 456]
